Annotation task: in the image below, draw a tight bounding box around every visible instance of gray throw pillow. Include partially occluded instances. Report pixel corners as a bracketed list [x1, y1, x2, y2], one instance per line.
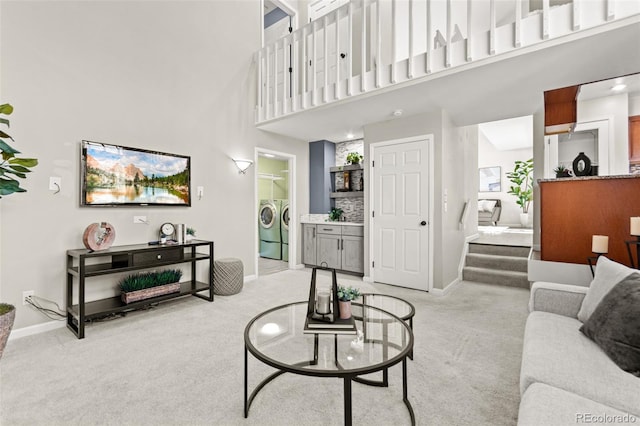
[580, 275, 640, 377]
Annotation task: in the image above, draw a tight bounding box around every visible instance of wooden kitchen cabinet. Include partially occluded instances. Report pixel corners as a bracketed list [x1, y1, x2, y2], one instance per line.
[629, 116, 640, 164]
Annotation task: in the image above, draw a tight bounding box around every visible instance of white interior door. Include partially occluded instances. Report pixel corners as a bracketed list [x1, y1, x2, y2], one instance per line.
[372, 137, 431, 291]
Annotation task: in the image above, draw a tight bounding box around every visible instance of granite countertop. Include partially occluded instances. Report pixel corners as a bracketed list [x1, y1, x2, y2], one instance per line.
[300, 219, 364, 227]
[538, 174, 640, 183]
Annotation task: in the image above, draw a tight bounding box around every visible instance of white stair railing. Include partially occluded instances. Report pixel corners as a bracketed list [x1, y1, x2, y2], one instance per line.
[255, 0, 640, 124]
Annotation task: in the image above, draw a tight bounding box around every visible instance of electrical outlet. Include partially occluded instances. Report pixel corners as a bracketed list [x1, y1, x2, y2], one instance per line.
[22, 290, 34, 305]
[133, 216, 147, 224]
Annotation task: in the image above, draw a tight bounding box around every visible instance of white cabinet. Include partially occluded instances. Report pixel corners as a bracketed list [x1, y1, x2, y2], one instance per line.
[303, 223, 363, 275]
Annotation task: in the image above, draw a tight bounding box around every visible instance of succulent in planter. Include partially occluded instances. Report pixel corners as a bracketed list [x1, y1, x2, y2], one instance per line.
[0, 303, 16, 360]
[186, 227, 196, 242]
[346, 152, 363, 165]
[553, 165, 571, 178]
[337, 285, 361, 302]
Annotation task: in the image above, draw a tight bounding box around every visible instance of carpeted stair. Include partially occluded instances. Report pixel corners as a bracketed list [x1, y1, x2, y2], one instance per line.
[463, 243, 531, 288]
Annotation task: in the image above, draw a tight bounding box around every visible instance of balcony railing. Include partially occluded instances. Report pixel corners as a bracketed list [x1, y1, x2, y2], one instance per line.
[255, 0, 639, 124]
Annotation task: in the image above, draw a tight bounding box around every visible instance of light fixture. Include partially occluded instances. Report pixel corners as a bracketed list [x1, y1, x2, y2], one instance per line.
[233, 158, 253, 174]
[392, 109, 403, 117]
[346, 132, 354, 139]
[611, 83, 627, 92]
[588, 235, 609, 277]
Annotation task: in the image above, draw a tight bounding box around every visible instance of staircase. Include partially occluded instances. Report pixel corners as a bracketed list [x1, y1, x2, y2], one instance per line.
[463, 243, 531, 289]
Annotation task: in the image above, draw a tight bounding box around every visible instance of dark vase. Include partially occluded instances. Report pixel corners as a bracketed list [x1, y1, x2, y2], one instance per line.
[572, 152, 592, 176]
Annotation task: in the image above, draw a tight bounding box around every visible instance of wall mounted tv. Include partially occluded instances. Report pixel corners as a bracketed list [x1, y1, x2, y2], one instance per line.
[80, 140, 191, 207]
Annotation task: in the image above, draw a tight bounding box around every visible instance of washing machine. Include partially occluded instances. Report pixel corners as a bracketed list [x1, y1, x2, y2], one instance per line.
[280, 199, 289, 262]
[259, 199, 281, 260]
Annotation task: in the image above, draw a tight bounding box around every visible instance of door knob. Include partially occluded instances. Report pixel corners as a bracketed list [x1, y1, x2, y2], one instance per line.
[420, 221, 427, 226]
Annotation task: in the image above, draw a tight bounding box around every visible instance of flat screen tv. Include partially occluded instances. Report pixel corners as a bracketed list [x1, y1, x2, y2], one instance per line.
[80, 140, 191, 207]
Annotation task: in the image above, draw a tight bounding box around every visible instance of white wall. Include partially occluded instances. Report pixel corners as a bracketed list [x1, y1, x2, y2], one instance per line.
[577, 92, 629, 175]
[0, 0, 308, 329]
[478, 129, 533, 226]
[630, 94, 640, 116]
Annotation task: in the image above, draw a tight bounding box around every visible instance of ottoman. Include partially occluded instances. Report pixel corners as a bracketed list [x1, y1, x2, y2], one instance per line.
[213, 258, 244, 295]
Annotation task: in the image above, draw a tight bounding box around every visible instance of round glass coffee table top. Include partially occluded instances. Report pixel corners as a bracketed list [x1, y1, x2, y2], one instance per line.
[245, 301, 412, 376]
[358, 293, 415, 322]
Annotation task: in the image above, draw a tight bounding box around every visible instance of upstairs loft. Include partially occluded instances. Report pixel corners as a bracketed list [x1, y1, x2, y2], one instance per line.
[254, 0, 640, 141]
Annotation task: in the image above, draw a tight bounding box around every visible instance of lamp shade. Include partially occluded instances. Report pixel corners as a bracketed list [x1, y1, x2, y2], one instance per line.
[631, 217, 640, 236]
[592, 235, 609, 254]
[233, 159, 253, 174]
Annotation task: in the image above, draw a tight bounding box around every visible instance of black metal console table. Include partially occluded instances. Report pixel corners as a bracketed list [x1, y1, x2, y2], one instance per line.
[66, 239, 214, 339]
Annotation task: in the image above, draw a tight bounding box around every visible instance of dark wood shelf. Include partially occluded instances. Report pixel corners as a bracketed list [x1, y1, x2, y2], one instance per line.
[330, 191, 364, 198]
[329, 164, 363, 172]
[66, 240, 214, 339]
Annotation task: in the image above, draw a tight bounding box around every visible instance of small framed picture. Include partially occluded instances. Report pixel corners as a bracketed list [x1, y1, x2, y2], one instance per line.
[479, 166, 501, 192]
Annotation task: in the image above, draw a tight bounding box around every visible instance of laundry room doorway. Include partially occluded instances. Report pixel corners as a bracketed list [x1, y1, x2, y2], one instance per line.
[255, 148, 296, 277]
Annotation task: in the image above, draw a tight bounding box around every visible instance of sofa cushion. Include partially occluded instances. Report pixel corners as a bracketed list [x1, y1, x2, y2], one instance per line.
[577, 256, 637, 323]
[520, 311, 640, 416]
[518, 383, 639, 426]
[580, 275, 640, 377]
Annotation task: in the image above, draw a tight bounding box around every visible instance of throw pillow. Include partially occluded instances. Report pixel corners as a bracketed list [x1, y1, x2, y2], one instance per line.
[577, 256, 637, 323]
[478, 200, 486, 212]
[580, 275, 640, 377]
[483, 200, 497, 212]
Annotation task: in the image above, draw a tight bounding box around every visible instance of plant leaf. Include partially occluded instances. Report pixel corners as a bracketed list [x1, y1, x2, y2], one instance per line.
[0, 177, 25, 196]
[6, 164, 31, 173]
[0, 139, 19, 154]
[8, 157, 37, 167]
[0, 118, 9, 127]
[0, 130, 14, 141]
[0, 104, 13, 115]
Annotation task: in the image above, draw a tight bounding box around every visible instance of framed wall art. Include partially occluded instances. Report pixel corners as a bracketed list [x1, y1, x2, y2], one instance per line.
[479, 166, 501, 192]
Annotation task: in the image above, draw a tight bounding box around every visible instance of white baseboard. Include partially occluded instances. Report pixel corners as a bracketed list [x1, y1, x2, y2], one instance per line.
[9, 320, 66, 341]
[244, 274, 257, 282]
[294, 263, 305, 270]
[430, 278, 462, 296]
[362, 275, 373, 282]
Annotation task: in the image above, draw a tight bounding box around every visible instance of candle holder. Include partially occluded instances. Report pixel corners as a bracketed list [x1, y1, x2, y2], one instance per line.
[625, 236, 640, 269]
[306, 266, 339, 324]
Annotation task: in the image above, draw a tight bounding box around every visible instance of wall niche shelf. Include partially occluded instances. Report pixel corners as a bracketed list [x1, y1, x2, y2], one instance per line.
[330, 164, 364, 197]
[66, 240, 214, 339]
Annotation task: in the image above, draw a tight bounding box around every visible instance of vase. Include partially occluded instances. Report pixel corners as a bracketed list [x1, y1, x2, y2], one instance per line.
[339, 301, 352, 319]
[0, 304, 16, 360]
[520, 213, 529, 228]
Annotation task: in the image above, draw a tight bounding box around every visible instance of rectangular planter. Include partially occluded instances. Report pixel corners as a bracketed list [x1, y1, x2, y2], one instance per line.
[121, 282, 180, 304]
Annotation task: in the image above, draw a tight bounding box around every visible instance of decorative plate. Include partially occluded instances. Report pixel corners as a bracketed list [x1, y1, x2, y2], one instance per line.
[82, 222, 116, 251]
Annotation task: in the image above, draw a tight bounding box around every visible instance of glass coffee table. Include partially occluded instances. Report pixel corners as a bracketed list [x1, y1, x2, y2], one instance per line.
[244, 301, 415, 425]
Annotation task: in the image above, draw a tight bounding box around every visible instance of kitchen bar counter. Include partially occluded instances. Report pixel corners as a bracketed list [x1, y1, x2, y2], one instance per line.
[538, 173, 640, 183]
[300, 219, 364, 227]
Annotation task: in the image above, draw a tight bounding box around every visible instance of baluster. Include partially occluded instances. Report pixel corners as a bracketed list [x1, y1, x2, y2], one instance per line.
[490, 0, 496, 54]
[265, 45, 271, 119]
[335, 9, 341, 99]
[391, 0, 396, 83]
[282, 36, 288, 114]
[408, 0, 414, 78]
[302, 26, 307, 109]
[426, 0, 432, 73]
[292, 31, 298, 112]
[361, 0, 367, 92]
[323, 15, 328, 103]
[466, 0, 472, 61]
[542, 0, 549, 40]
[348, 1, 353, 96]
[515, 0, 521, 48]
[573, 0, 581, 31]
[257, 49, 263, 120]
[606, 0, 615, 21]
[445, 0, 451, 67]
[376, 0, 382, 88]
[312, 20, 317, 106]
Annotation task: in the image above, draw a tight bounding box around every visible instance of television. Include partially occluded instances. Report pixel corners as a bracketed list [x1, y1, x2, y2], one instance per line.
[80, 140, 191, 207]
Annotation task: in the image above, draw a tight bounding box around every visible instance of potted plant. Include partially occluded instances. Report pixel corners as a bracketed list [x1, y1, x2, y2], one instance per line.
[119, 269, 183, 304]
[186, 227, 196, 242]
[337, 285, 361, 319]
[553, 165, 571, 178]
[346, 152, 363, 165]
[506, 158, 533, 227]
[0, 103, 38, 358]
[328, 207, 343, 222]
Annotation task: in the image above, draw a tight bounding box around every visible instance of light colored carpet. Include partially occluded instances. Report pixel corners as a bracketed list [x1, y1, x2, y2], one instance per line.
[0, 269, 530, 425]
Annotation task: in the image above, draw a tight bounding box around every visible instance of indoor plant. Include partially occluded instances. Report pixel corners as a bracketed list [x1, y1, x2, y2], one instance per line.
[0, 103, 38, 358]
[506, 158, 533, 227]
[329, 207, 343, 222]
[186, 227, 196, 242]
[346, 152, 363, 165]
[337, 285, 361, 319]
[553, 165, 571, 178]
[119, 269, 183, 304]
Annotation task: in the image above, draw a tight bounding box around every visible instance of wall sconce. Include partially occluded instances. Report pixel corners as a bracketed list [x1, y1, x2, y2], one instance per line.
[233, 158, 253, 174]
[625, 217, 640, 269]
[588, 235, 609, 277]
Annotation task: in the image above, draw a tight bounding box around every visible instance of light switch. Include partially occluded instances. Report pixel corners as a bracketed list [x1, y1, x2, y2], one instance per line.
[197, 186, 204, 199]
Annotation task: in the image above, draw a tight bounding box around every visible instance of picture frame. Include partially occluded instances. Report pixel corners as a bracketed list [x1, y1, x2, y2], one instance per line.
[479, 166, 501, 192]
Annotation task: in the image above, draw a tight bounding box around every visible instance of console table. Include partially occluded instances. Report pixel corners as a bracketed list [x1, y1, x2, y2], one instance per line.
[66, 240, 214, 339]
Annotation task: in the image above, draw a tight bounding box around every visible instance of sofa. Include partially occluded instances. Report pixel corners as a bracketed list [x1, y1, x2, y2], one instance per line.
[478, 199, 501, 226]
[518, 257, 640, 425]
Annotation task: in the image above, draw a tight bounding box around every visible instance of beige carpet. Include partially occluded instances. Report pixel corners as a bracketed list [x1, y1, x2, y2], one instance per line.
[0, 269, 530, 425]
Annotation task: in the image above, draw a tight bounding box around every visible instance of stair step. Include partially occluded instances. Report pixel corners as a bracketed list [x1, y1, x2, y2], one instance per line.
[462, 267, 530, 289]
[468, 243, 530, 258]
[465, 253, 528, 272]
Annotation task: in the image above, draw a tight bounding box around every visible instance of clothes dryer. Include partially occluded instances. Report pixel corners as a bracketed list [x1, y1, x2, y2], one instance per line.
[280, 199, 289, 262]
[259, 199, 281, 260]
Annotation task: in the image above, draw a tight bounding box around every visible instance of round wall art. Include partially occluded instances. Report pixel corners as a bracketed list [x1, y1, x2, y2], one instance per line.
[82, 222, 116, 251]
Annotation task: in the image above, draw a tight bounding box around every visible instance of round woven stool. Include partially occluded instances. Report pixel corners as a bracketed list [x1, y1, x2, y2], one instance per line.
[213, 258, 244, 295]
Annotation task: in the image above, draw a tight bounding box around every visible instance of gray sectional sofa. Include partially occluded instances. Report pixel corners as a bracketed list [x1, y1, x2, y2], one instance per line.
[518, 261, 640, 424]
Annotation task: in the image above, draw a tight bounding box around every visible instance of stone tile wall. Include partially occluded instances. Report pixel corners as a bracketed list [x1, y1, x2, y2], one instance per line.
[335, 139, 365, 223]
[630, 164, 640, 174]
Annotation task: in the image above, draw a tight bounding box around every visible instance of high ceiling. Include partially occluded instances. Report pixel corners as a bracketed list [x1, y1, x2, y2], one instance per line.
[256, 20, 640, 143]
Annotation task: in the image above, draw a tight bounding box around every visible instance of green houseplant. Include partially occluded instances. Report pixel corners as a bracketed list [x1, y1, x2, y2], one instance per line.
[0, 103, 38, 359]
[506, 158, 533, 227]
[346, 152, 363, 165]
[337, 285, 361, 319]
[186, 227, 196, 242]
[119, 269, 183, 304]
[329, 207, 343, 222]
[553, 165, 571, 178]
